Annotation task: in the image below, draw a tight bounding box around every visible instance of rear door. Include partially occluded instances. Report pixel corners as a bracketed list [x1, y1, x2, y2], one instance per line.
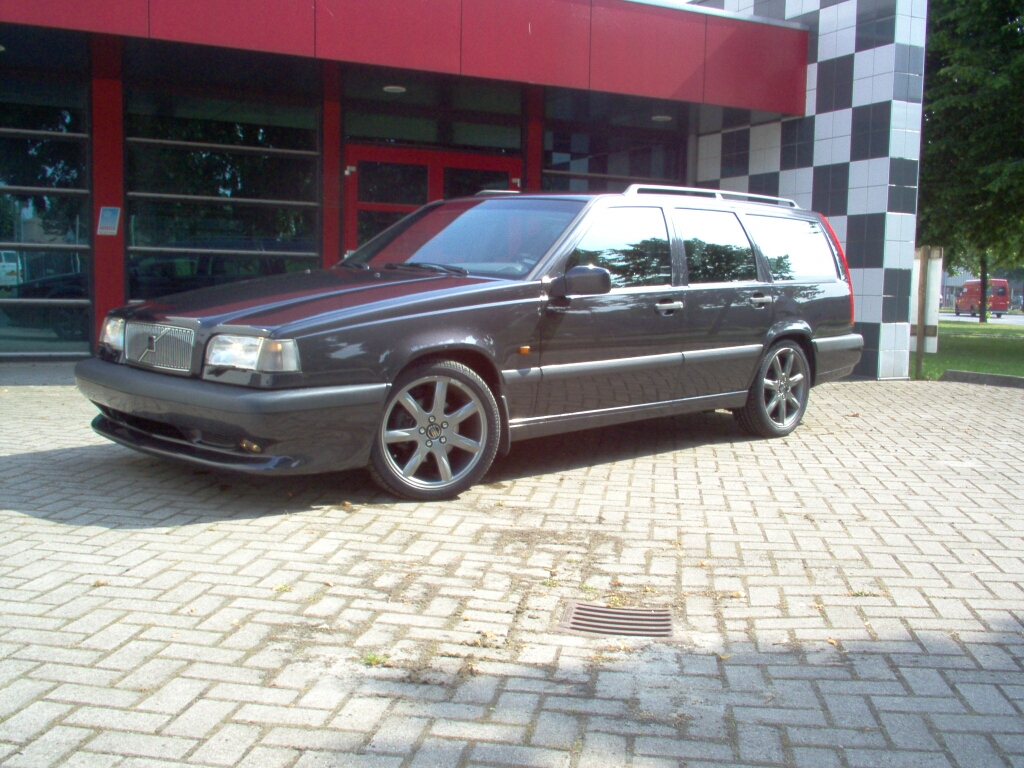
[671, 207, 773, 398]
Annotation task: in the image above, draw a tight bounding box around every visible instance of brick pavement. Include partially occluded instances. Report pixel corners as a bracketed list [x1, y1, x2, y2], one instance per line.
[1, 365, 1023, 768]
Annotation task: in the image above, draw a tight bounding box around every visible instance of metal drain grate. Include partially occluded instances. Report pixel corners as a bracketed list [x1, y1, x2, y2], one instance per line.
[560, 601, 674, 637]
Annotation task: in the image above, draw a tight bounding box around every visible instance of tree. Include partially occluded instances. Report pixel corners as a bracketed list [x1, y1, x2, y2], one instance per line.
[917, 0, 1024, 322]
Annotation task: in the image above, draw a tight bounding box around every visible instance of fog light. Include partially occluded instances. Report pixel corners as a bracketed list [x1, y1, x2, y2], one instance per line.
[240, 439, 262, 454]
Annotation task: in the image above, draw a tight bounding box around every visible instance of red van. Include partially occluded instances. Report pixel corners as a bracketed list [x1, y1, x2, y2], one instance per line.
[955, 278, 1010, 317]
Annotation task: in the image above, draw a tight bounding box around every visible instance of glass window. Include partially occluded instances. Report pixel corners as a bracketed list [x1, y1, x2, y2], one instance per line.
[0, 137, 88, 190]
[127, 201, 316, 253]
[357, 162, 428, 205]
[743, 215, 840, 282]
[348, 198, 583, 279]
[0, 34, 91, 354]
[673, 209, 758, 284]
[443, 169, 510, 199]
[566, 207, 671, 289]
[346, 112, 439, 145]
[544, 131, 678, 191]
[0, 194, 90, 245]
[128, 253, 317, 301]
[127, 145, 316, 201]
[123, 87, 319, 300]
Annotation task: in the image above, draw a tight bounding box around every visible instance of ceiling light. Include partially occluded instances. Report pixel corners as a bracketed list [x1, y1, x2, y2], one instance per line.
[652, 114, 673, 122]
[382, 85, 407, 94]
[0, 45, 6, 53]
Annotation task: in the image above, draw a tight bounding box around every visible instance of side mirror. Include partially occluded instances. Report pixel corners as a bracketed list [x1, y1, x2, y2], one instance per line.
[550, 265, 612, 298]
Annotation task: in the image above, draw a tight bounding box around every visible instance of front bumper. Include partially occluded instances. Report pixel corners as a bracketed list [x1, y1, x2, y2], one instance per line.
[75, 358, 388, 475]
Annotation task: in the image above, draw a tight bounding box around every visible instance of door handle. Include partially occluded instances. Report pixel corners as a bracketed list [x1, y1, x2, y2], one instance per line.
[655, 300, 685, 315]
[750, 294, 773, 308]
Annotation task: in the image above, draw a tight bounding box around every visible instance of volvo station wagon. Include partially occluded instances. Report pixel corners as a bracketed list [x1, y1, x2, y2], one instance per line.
[76, 186, 863, 500]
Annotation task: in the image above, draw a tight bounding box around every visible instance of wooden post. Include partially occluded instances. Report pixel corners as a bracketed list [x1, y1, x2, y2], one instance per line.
[915, 247, 928, 379]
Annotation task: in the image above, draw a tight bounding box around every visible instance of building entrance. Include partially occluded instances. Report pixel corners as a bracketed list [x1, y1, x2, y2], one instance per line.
[342, 145, 522, 253]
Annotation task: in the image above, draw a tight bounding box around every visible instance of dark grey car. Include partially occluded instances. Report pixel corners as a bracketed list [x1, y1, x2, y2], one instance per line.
[76, 186, 863, 500]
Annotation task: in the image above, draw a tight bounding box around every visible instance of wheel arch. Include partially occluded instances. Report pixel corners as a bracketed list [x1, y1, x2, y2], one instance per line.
[764, 323, 816, 385]
[392, 345, 511, 456]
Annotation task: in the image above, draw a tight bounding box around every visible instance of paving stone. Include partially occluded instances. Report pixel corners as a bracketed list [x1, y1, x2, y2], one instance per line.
[1, 377, 1023, 767]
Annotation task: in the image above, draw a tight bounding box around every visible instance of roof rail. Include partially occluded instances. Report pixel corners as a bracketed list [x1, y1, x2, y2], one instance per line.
[474, 189, 520, 196]
[623, 183, 799, 208]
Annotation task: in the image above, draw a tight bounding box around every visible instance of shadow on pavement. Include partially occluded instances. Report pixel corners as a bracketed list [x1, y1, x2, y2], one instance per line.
[1, 410, 750, 529]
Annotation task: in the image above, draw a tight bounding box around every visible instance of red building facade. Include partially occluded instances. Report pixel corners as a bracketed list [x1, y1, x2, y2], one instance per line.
[0, 0, 807, 357]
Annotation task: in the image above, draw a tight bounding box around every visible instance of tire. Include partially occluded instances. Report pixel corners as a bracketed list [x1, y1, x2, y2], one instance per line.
[971, 306, 977, 317]
[368, 360, 500, 500]
[954, 307, 960, 316]
[733, 340, 810, 439]
[996, 313, 1002, 319]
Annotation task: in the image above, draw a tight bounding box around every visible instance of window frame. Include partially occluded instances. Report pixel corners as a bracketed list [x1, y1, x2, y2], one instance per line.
[669, 205, 765, 288]
[558, 203, 678, 292]
[739, 211, 844, 284]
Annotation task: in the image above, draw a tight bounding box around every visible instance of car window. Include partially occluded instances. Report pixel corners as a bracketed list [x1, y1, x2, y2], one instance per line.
[346, 198, 585, 278]
[743, 215, 841, 282]
[996, 285, 1007, 296]
[672, 209, 758, 284]
[565, 207, 671, 289]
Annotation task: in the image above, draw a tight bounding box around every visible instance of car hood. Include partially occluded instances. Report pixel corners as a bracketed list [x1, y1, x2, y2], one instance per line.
[119, 267, 496, 332]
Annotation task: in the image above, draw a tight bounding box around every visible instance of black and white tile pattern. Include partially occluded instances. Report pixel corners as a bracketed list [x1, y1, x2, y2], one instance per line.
[691, 0, 926, 378]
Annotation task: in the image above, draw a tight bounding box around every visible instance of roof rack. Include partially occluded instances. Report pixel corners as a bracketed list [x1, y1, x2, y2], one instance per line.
[623, 184, 799, 208]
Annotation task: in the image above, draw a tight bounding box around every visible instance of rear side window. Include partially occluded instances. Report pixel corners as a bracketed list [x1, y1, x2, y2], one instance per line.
[996, 285, 1007, 296]
[672, 209, 758, 284]
[744, 215, 841, 282]
[566, 207, 671, 288]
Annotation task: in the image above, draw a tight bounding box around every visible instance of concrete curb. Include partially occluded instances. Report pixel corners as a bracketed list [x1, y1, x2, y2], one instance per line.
[939, 369, 1024, 389]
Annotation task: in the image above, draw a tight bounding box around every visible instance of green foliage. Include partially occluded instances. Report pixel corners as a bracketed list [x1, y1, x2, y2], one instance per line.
[917, 0, 1024, 270]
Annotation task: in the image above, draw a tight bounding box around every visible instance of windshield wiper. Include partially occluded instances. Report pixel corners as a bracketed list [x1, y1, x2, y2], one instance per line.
[383, 262, 468, 277]
[336, 261, 370, 270]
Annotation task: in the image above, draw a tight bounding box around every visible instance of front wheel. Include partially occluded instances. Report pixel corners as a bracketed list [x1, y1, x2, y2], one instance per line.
[954, 306, 961, 316]
[995, 313, 1003, 318]
[369, 360, 500, 500]
[733, 341, 810, 438]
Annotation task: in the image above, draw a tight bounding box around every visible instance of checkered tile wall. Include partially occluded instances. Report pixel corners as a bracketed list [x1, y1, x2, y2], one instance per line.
[691, 0, 926, 378]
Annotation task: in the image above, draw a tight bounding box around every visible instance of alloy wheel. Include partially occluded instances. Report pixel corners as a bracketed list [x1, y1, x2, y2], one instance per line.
[379, 374, 488, 491]
[761, 345, 808, 430]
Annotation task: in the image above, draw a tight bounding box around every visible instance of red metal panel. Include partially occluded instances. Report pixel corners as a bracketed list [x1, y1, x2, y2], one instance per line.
[461, 0, 591, 89]
[0, 0, 148, 37]
[590, 0, 705, 102]
[322, 62, 342, 269]
[316, 0, 462, 74]
[704, 16, 807, 115]
[90, 35, 125, 343]
[149, 0, 315, 57]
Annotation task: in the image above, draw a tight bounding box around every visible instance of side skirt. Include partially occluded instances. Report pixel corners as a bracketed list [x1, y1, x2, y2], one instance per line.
[508, 391, 748, 442]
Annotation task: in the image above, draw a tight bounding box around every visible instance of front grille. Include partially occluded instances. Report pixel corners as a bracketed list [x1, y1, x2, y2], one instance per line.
[125, 322, 195, 372]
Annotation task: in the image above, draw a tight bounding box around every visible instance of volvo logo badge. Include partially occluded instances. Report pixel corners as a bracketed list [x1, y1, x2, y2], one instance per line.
[138, 327, 170, 363]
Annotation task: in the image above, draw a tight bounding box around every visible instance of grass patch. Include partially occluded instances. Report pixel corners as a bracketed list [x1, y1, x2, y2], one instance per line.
[918, 321, 1024, 379]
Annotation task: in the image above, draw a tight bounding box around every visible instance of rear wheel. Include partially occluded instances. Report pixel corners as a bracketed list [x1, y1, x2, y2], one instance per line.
[369, 360, 500, 500]
[733, 340, 810, 438]
[954, 306, 961, 316]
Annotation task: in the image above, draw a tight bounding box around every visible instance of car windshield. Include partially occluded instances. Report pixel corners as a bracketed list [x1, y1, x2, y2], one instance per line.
[343, 198, 585, 278]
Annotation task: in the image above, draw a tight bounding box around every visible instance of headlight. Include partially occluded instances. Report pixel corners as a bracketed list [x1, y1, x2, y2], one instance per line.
[205, 335, 301, 372]
[99, 316, 125, 351]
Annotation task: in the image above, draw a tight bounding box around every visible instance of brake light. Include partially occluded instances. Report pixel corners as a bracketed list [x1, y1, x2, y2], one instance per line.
[819, 214, 855, 325]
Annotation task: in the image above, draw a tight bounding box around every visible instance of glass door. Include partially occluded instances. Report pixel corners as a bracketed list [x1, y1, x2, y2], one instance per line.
[342, 145, 522, 254]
